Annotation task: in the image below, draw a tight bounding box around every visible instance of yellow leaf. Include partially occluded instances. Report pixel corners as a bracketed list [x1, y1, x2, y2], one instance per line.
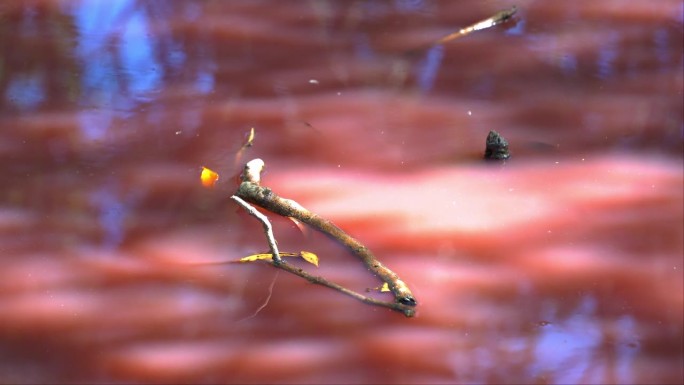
[299, 251, 319, 267]
[239, 253, 274, 262]
[239, 252, 300, 263]
[200, 166, 220, 188]
[368, 283, 390, 292]
[238, 251, 318, 266]
[244, 127, 255, 147]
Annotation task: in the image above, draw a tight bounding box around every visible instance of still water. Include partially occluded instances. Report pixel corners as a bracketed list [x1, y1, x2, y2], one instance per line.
[0, 0, 682, 383]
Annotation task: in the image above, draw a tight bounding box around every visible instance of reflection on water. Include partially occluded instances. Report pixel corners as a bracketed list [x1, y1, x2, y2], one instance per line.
[0, 0, 682, 383]
[417, 45, 444, 93]
[532, 296, 620, 383]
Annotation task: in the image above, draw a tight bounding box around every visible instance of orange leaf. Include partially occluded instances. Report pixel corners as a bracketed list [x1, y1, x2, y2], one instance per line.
[200, 166, 220, 188]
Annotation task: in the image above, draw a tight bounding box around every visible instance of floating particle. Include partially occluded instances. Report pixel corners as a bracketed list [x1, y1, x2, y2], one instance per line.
[484, 130, 511, 161]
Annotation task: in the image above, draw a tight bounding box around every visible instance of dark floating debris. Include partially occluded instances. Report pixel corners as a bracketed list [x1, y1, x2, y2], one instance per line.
[484, 130, 511, 161]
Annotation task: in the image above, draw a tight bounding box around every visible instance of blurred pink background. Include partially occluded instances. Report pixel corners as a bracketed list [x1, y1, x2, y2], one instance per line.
[0, 0, 682, 383]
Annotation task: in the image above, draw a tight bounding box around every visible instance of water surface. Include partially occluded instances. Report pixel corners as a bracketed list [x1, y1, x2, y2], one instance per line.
[0, 0, 682, 383]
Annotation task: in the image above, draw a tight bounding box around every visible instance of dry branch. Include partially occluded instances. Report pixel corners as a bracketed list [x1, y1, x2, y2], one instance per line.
[233, 158, 417, 316]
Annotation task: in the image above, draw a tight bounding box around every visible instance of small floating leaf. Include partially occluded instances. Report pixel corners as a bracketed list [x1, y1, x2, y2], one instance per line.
[239, 251, 317, 266]
[370, 282, 391, 292]
[239, 253, 275, 262]
[299, 251, 319, 267]
[244, 127, 255, 147]
[200, 166, 220, 188]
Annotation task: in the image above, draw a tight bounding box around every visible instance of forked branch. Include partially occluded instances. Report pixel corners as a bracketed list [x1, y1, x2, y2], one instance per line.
[233, 158, 417, 317]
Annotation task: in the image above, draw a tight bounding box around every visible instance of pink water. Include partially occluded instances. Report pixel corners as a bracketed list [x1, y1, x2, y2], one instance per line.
[0, 1, 682, 383]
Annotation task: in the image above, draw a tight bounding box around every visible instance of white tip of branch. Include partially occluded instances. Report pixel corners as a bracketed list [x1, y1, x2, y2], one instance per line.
[243, 158, 265, 183]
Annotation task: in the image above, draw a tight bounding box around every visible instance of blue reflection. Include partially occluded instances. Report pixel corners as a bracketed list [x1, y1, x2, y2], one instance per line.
[71, 0, 171, 142]
[652, 28, 671, 70]
[73, 0, 162, 100]
[182, 2, 202, 20]
[89, 180, 142, 248]
[167, 41, 187, 70]
[596, 34, 618, 79]
[506, 19, 526, 36]
[416, 45, 443, 93]
[529, 296, 604, 383]
[78, 109, 113, 141]
[74, 0, 123, 106]
[5, 74, 45, 110]
[195, 71, 214, 94]
[526, 297, 641, 383]
[74, 0, 128, 54]
[560, 54, 578, 76]
[4, 6, 45, 111]
[394, 0, 425, 13]
[353, 33, 375, 61]
[614, 315, 639, 384]
[120, 10, 163, 96]
[90, 182, 127, 248]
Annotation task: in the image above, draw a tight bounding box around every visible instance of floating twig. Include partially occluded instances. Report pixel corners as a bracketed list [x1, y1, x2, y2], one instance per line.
[392, 6, 519, 87]
[433, 6, 517, 47]
[231, 184, 415, 317]
[265, 254, 415, 317]
[235, 158, 418, 310]
[401, 6, 517, 58]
